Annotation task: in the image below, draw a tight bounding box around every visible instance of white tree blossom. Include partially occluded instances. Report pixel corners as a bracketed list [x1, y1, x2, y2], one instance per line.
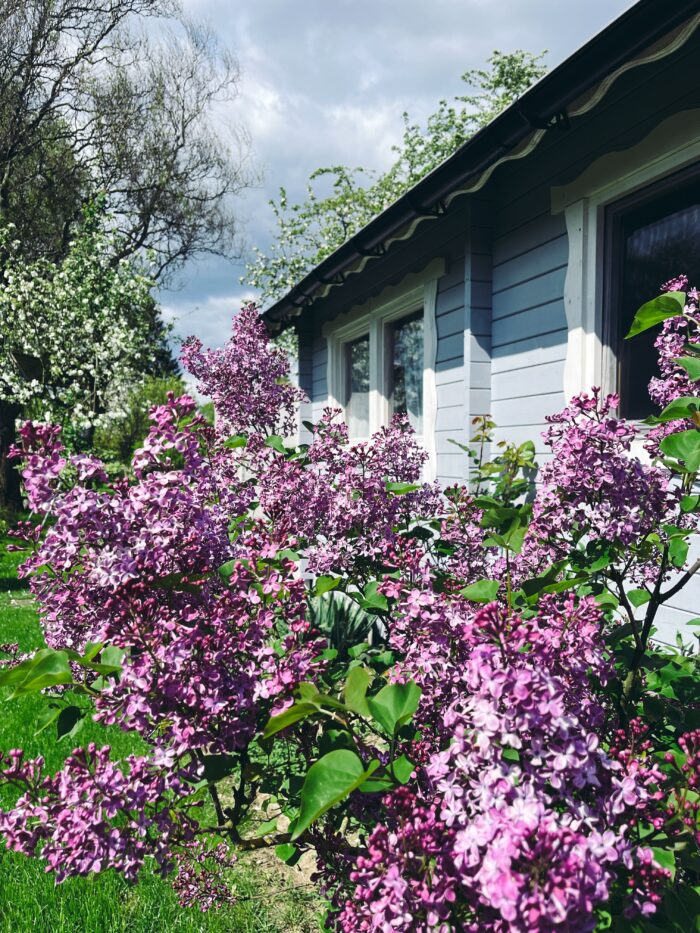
[0, 205, 157, 431]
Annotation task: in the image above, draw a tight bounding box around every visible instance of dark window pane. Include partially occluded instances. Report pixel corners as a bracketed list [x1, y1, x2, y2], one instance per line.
[389, 312, 423, 433]
[615, 178, 700, 419]
[345, 335, 369, 437]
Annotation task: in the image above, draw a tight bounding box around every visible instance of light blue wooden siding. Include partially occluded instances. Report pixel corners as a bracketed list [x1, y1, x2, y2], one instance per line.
[310, 335, 328, 425]
[490, 210, 568, 458]
[485, 35, 700, 638]
[435, 258, 466, 483]
[488, 33, 699, 459]
[296, 325, 314, 444]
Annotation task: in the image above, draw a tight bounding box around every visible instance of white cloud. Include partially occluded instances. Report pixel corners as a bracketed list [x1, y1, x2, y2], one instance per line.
[163, 0, 636, 353]
[162, 290, 257, 352]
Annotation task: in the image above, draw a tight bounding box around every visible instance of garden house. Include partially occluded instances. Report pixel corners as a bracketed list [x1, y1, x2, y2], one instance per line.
[263, 0, 700, 640]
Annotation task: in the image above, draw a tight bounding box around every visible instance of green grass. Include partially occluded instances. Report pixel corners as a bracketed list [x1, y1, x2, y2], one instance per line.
[0, 535, 323, 932]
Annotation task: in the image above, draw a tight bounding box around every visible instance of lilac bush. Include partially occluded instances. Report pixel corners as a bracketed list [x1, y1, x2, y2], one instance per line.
[1, 288, 699, 929]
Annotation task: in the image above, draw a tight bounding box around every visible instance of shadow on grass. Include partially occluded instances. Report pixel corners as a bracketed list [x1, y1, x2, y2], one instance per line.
[0, 576, 29, 592]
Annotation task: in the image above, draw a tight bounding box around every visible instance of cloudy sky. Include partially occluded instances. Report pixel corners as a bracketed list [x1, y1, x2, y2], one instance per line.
[162, 0, 636, 352]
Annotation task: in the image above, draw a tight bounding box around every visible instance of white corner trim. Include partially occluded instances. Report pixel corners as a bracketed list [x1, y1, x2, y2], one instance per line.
[557, 108, 700, 400]
[323, 265, 442, 480]
[422, 277, 439, 481]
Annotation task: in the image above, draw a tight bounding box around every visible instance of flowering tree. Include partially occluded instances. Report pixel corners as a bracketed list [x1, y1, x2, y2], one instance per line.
[1, 288, 700, 930]
[0, 205, 161, 433]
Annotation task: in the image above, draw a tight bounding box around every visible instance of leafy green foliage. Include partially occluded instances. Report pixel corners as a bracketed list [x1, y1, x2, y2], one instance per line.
[625, 292, 686, 338]
[292, 749, 378, 839]
[674, 355, 700, 382]
[365, 682, 421, 737]
[660, 429, 700, 471]
[309, 592, 375, 657]
[459, 579, 500, 603]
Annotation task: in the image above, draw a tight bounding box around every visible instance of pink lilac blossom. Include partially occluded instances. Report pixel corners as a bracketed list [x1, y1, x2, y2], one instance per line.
[256, 407, 441, 576]
[334, 787, 456, 933]
[646, 278, 700, 454]
[181, 302, 305, 439]
[2, 300, 691, 922]
[3, 306, 444, 897]
[520, 388, 683, 585]
[334, 597, 668, 931]
[0, 745, 198, 883]
[664, 729, 700, 845]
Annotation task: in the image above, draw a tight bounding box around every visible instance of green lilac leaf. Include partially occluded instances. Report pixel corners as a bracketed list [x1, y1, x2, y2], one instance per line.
[263, 701, 320, 739]
[291, 750, 377, 840]
[366, 681, 422, 735]
[674, 355, 700, 381]
[624, 292, 685, 338]
[659, 430, 700, 472]
[459, 579, 500, 603]
[344, 666, 371, 717]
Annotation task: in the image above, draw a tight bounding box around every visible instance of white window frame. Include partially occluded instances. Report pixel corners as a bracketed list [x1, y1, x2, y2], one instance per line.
[552, 108, 700, 403]
[323, 260, 442, 480]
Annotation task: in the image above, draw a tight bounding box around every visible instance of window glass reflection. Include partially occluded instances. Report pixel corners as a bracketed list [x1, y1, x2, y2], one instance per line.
[616, 181, 700, 419]
[345, 335, 370, 438]
[390, 312, 424, 434]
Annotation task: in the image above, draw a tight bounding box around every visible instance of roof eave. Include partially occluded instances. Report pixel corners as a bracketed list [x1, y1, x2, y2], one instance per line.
[263, 0, 700, 332]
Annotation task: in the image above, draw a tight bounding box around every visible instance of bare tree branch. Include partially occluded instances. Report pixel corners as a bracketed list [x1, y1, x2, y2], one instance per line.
[0, 1, 252, 278]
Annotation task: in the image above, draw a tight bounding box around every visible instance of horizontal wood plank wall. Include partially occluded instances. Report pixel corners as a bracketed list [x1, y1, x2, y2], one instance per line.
[488, 35, 699, 464]
[295, 321, 314, 444]
[490, 208, 568, 461]
[310, 333, 328, 428]
[435, 253, 467, 483]
[460, 199, 493, 483]
[486, 36, 700, 636]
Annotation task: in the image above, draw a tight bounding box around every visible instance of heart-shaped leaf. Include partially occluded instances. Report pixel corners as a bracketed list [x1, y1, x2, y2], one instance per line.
[264, 435, 287, 454]
[0, 648, 74, 696]
[291, 750, 377, 839]
[314, 575, 342, 597]
[459, 579, 499, 603]
[674, 355, 700, 382]
[366, 681, 421, 735]
[263, 701, 320, 739]
[652, 397, 700, 425]
[660, 429, 700, 472]
[625, 292, 685, 338]
[224, 434, 247, 449]
[344, 666, 371, 717]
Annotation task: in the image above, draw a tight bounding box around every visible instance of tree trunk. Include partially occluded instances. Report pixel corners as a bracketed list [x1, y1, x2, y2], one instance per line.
[0, 399, 22, 511]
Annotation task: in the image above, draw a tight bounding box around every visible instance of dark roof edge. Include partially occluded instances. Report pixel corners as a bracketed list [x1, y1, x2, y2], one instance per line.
[264, 0, 700, 330]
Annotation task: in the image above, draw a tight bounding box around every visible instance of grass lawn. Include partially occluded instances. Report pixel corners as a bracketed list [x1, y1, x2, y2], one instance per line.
[0, 534, 323, 932]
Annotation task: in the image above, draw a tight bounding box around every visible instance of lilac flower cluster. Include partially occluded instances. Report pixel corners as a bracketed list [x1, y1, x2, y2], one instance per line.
[646, 276, 700, 453]
[0, 745, 198, 882]
[335, 787, 456, 932]
[336, 596, 668, 930]
[181, 303, 305, 439]
[2, 295, 696, 922]
[523, 388, 681, 584]
[1, 312, 335, 887]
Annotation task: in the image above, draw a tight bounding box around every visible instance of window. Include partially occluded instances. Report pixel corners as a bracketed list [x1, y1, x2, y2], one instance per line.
[323, 269, 439, 477]
[344, 334, 370, 438]
[339, 308, 423, 439]
[605, 167, 700, 419]
[388, 311, 424, 433]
